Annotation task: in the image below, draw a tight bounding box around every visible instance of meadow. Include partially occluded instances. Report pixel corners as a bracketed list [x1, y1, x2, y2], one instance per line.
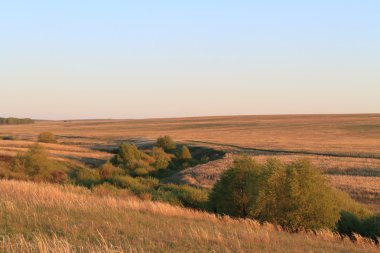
[4, 115, 378, 207]
[0, 114, 379, 251]
[0, 180, 378, 253]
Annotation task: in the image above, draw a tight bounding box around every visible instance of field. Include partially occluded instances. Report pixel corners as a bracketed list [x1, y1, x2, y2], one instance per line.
[0, 114, 380, 251]
[1, 114, 379, 211]
[0, 179, 378, 253]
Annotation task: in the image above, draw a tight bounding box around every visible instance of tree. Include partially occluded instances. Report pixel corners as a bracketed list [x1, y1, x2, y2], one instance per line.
[209, 156, 259, 217]
[209, 157, 368, 231]
[156, 136, 176, 151]
[38, 132, 57, 143]
[0, 117, 34, 125]
[178, 146, 192, 161]
[253, 159, 342, 231]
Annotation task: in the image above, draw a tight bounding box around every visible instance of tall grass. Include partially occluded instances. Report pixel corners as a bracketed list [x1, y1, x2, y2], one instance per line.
[0, 180, 378, 252]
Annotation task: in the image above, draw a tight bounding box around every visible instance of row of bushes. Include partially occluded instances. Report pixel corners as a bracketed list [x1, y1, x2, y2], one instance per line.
[0, 117, 34, 125]
[0, 143, 208, 210]
[111, 136, 196, 176]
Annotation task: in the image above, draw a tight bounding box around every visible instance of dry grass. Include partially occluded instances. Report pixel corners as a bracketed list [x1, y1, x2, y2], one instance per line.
[329, 175, 380, 212]
[0, 140, 111, 166]
[0, 114, 379, 156]
[0, 179, 378, 253]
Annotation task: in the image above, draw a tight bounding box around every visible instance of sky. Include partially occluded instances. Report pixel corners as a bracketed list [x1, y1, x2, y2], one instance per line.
[1, 1, 379, 120]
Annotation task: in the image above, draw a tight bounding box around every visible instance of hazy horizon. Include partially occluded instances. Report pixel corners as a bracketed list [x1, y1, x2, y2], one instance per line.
[1, 1, 379, 120]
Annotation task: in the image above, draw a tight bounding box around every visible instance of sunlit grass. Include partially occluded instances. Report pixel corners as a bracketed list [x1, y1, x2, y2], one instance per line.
[0, 180, 378, 252]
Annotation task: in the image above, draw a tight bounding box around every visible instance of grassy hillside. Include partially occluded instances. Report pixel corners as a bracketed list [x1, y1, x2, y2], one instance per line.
[0, 180, 378, 253]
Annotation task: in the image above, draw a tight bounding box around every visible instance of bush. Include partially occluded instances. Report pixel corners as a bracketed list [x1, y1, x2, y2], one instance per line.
[156, 136, 176, 152]
[38, 132, 57, 143]
[209, 157, 368, 231]
[336, 211, 362, 239]
[361, 215, 380, 241]
[98, 163, 123, 179]
[10, 144, 68, 182]
[107, 175, 159, 194]
[178, 146, 192, 161]
[151, 147, 172, 169]
[1, 135, 17, 140]
[92, 183, 133, 198]
[111, 143, 154, 172]
[155, 184, 208, 209]
[75, 168, 100, 187]
[200, 155, 209, 163]
[133, 168, 150, 177]
[337, 212, 379, 242]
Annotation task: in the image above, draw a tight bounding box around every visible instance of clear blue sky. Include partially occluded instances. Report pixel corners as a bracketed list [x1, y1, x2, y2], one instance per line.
[1, 1, 379, 119]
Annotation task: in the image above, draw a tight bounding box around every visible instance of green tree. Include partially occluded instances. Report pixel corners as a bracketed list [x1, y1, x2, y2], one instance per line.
[38, 132, 57, 143]
[178, 146, 192, 161]
[253, 159, 342, 230]
[156, 136, 176, 151]
[209, 156, 259, 217]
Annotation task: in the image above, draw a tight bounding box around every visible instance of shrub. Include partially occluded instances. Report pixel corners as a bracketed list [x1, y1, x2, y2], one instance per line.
[107, 175, 159, 194]
[10, 144, 68, 182]
[133, 168, 150, 177]
[75, 168, 100, 188]
[155, 184, 209, 209]
[336, 211, 363, 239]
[1, 135, 17, 140]
[92, 183, 133, 198]
[209, 157, 368, 231]
[111, 143, 154, 172]
[156, 136, 176, 151]
[50, 170, 68, 184]
[178, 146, 192, 161]
[98, 163, 123, 179]
[38, 132, 57, 143]
[200, 155, 209, 163]
[361, 215, 380, 241]
[151, 147, 172, 169]
[337, 212, 379, 242]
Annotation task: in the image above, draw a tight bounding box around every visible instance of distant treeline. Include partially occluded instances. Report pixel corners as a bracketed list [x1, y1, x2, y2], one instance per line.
[0, 117, 34, 125]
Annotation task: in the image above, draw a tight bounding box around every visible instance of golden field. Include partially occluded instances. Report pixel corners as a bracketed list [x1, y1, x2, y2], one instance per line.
[1, 114, 380, 213]
[0, 114, 379, 156]
[0, 180, 378, 253]
[0, 114, 380, 251]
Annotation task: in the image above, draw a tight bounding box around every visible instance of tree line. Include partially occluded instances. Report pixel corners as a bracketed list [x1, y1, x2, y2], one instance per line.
[0, 117, 34, 125]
